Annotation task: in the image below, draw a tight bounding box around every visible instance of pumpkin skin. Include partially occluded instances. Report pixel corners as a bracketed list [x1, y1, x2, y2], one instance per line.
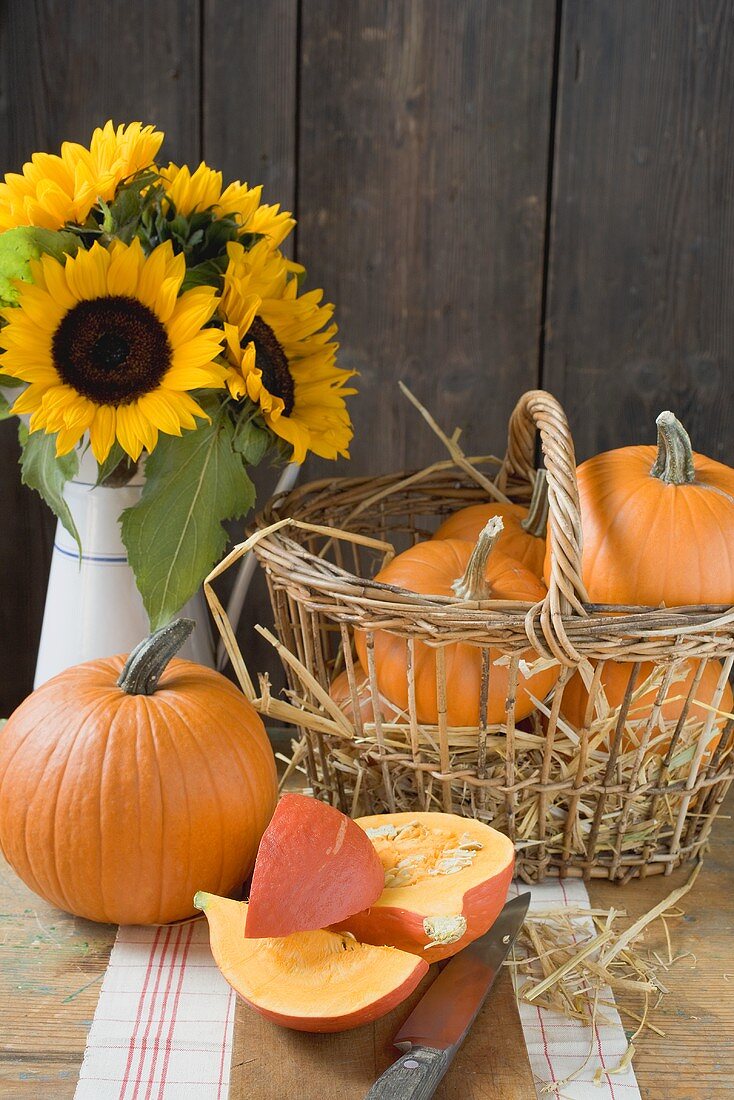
[245, 794, 384, 938]
[551, 412, 734, 606]
[196, 893, 428, 1033]
[434, 501, 545, 576]
[354, 531, 557, 726]
[329, 668, 405, 724]
[336, 812, 514, 963]
[560, 659, 734, 755]
[0, 632, 277, 925]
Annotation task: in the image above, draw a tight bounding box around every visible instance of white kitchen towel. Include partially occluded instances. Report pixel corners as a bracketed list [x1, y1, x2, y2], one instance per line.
[75, 879, 640, 1100]
[74, 919, 235, 1100]
[509, 878, 641, 1099]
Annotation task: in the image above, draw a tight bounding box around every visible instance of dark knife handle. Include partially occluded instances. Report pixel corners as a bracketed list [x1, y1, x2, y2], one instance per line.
[365, 1045, 454, 1100]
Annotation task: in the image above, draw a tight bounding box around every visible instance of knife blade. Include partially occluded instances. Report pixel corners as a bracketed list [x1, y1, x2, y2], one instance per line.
[365, 893, 530, 1100]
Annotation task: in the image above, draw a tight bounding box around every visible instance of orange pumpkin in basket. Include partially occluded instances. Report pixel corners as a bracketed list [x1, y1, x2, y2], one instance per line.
[354, 517, 558, 726]
[434, 470, 547, 577]
[0, 620, 277, 925]
[329, 667, 405, 725]
[548, 411, 734, 607]
[560, 658, 734, 755]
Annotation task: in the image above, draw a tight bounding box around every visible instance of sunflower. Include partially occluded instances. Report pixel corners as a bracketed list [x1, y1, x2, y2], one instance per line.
[0, 121, 163, 232]
[159, 162, 294, 249]
[220, 241, 355, 463]
[0, 238, 227, 462]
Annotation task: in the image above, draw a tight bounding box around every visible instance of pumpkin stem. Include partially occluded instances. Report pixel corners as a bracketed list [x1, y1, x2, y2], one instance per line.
[520, 469, 548, 538]
[452, 516, 504, 601]
[117, 618, 195, 696]
[651, 411, 695, 485]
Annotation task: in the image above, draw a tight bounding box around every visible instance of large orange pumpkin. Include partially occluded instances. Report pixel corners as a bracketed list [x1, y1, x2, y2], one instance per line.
[552, 411, 734, 606]
[434, 470, 547, 577]
[560, 658, 734, 755]
[0, 619, 277, 925]
[354, 517, 558, 726]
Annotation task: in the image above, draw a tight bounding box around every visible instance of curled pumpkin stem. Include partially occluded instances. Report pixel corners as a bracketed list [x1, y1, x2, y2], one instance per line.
[452, 516, 504, 601]
[651, 411, 695, 486]
[117, 618, 195, 696]
[520, 469, 549, 538]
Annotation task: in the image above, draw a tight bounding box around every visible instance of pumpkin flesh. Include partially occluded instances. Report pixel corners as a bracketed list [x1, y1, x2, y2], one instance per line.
[336, 812, 514, 963]
[196, 893, 428, 1032]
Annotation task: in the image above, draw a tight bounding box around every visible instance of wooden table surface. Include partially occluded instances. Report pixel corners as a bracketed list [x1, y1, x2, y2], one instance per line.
[2, 786, 733, 1100]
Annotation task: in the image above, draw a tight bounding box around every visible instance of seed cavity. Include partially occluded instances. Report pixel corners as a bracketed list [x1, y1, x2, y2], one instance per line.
[423, 915, 467, 949]
[365, 821, 483, 889]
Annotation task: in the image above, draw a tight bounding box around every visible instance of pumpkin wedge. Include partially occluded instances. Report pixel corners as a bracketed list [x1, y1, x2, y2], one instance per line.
[195, 892, 427, 1032]
[336, 812, 515, 963]
[245, 793, 384, 938]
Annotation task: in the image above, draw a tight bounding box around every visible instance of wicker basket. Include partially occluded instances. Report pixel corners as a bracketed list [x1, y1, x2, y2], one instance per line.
[206, 390, 734, 883]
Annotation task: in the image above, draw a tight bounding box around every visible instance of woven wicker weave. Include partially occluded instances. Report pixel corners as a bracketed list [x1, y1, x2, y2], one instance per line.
[206, 390, 734, 883]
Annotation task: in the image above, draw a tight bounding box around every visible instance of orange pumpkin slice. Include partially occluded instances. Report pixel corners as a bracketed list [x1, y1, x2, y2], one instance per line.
[336, 812, 515, 963]
[245, 793, 384, 938]
[195, 892, 427, 1033]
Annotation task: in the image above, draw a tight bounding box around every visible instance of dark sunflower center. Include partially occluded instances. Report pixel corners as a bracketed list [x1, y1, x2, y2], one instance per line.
[52, 296, 172, 406]
[248, 316, 294, 416]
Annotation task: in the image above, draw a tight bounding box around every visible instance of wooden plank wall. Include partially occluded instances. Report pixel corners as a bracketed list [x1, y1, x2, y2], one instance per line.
[0, 1, 732, 710]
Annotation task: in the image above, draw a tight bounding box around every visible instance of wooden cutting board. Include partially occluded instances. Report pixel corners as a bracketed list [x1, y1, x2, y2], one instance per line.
[229, 966, 534, 1099]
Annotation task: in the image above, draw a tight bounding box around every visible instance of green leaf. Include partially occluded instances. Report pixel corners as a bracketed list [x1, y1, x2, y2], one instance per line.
[18, 424, 81, 553]
[233, 415, 272, 465]
[0, 227, 79, 306]
[120, 408, 256, 629]
[181, 255, 227, 292]
[0, 389, 15, 420]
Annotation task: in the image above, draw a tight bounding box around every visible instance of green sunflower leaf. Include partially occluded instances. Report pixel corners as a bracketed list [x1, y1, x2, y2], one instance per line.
[18, 424, 81, 553]
[0, 227, 79, 307]
[181, 255, 227, 292]
[121, 406, 256, 630]
[233, 415, 272, 466]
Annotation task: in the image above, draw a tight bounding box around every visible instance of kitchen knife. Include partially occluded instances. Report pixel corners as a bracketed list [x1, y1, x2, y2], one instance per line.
[365, 892, 530, 1100]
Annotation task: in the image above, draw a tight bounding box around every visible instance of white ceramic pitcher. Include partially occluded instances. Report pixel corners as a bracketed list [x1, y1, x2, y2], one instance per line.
[33, 447, 213, 686]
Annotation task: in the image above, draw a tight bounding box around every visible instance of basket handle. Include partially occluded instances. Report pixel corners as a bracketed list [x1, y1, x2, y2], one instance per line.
[502, 390, 588, 662]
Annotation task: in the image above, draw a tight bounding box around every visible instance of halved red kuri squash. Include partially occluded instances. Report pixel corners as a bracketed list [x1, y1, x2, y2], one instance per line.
[337, 812, 515, 963]
[245, 793, 384, 938]
[195, 892, 427, 1032]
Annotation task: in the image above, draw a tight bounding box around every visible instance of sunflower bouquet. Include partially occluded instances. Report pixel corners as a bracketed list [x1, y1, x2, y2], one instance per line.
[0, 121, 355, 628]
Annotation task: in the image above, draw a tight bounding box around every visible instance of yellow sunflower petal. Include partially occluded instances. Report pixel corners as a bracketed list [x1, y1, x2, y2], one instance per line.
[88, 405, 117, 463]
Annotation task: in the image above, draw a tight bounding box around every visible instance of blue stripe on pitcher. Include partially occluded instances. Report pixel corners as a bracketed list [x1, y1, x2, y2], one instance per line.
[53, 543, 128, 565]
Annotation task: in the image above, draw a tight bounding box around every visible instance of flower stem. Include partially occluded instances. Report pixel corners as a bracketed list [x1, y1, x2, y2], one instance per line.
[452, 516, 504, 600]
[650, 411, 695, 485]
